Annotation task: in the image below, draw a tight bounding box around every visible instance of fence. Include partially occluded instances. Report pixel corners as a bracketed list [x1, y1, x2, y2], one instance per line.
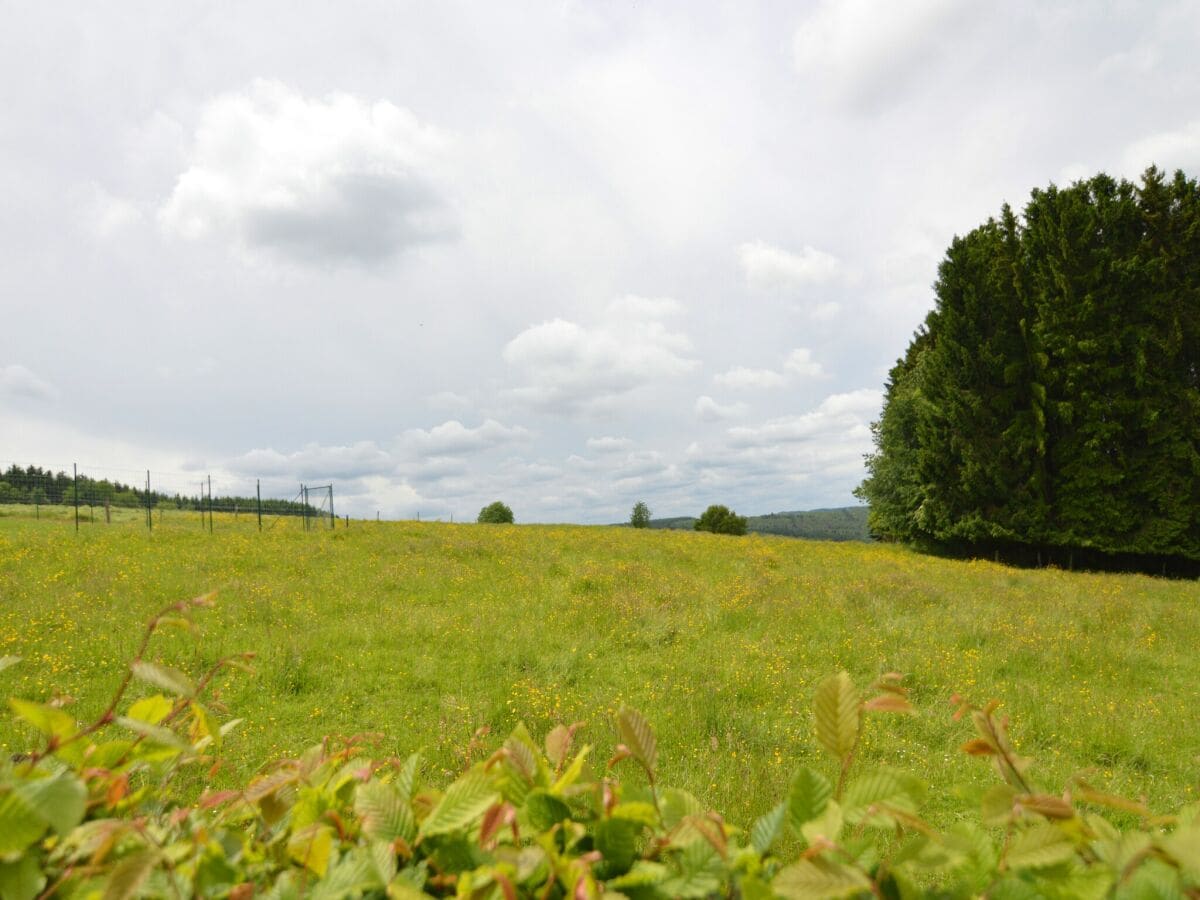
[0, 460, 347, 532]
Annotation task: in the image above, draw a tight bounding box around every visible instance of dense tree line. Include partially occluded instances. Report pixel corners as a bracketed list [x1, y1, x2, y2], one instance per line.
[856, 168, 1200, 570]
[0, 464, 314, 515]
[751, 507, 870, 542]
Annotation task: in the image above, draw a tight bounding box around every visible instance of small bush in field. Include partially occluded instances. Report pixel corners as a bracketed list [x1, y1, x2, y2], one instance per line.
[3, 594, 1199, 899]
[477, 501, 514, 524]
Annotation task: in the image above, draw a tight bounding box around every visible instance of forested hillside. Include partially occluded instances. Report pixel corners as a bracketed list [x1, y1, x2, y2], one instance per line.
[646, 506, 870, 541]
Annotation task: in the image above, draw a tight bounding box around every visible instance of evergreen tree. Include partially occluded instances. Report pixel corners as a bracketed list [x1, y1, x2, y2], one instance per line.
[858, 168, 1200, 565]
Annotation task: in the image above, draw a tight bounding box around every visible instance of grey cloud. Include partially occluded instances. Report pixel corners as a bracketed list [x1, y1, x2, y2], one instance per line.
[227, 441, 396, 480]
[404, 456, 471, 486]
[586, 436, 634, 453]
[694, 396, 748, 423]
[792, 0, 979, 112]
[0, 365, 59, 402]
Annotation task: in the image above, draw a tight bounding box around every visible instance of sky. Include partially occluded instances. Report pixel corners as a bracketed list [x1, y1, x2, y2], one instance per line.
[2, 0, 1199, 522]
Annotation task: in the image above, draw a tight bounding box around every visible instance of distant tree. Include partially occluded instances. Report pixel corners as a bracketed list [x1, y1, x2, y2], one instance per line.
[695, 504, 747, 535]
[477, 501, 514, 524]
[630, 501, 651, 529]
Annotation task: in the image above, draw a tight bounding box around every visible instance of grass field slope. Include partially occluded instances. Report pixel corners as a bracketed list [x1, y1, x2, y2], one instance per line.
[1, 513, 1196, 827]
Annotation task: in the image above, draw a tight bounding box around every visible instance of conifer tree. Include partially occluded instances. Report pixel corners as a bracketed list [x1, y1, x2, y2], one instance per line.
[858, 168, 1200, 565]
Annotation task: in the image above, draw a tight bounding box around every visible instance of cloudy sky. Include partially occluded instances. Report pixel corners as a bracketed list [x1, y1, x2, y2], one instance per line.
[2, 1, 1198, 522]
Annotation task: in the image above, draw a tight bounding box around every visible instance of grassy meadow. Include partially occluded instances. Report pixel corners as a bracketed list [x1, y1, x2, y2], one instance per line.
[1, 509, 1197, 827]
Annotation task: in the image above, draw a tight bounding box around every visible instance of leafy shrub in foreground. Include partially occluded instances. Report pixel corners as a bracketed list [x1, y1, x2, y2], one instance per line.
[3, 595, 1199, 899]
[477, 501, 514, 524]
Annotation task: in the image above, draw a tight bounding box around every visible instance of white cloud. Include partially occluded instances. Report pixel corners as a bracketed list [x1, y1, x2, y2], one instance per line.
[400, 419, 531, 456]
[228, 441, 396, 479]
[738, 240, 846, 290]
[713, 366, 787, 390]
[727, 388, 881, 447]
[680, 388, 883, 508]
[1123, 121, 1200, 175]
[503, 295, 698, 415]
[0, 364, 59, 402]
[159, 79, 453, 265]
[713, 349, 827, 393]
[694, 395, 748, 423]
[782, 348, 827, 379]
[587, 435, 633, 453]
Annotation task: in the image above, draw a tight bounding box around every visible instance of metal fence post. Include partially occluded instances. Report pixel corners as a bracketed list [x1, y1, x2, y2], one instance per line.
[73, 463, 79, 532]
[257, 479, 262, 531]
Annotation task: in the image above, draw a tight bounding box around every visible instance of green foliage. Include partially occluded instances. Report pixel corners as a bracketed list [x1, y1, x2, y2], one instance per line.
[7, 596, 1200, 898]
[630, 501, 651, 529]
[477, 501, 514, 524]
[695, 504, 748, 535]
[858, 167, 1200, 567]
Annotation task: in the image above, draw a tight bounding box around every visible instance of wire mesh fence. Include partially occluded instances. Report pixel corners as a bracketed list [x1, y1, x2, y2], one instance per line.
[0, 460, 348, 532]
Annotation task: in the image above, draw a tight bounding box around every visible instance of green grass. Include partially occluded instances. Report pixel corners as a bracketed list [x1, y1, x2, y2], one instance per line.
[1, 510, 1197, 827]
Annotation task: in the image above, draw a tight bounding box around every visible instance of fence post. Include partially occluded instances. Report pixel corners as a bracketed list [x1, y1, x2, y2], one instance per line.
[73, 463, 79, 532]
[328, 485, 334, 530]
[208, 475, 213, 534]
[146, 470, 152, 533]
[257, 479, 262, 531]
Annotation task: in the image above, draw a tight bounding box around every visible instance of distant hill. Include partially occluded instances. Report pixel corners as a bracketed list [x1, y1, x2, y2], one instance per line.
[644, 506, 871, 542]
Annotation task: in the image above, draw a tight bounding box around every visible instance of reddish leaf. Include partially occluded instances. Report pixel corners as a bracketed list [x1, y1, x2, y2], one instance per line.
[199, 790, 241, 810]
[1016, 794, 1075, 820]
[863, 694, 914, 714]
[961, 739, 996, 756]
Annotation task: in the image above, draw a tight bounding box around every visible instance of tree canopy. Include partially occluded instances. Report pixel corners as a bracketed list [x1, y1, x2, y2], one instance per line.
[477, 501, 514, 524]
[856, 167, 1200, 568]
[695, 504, 748, 536]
